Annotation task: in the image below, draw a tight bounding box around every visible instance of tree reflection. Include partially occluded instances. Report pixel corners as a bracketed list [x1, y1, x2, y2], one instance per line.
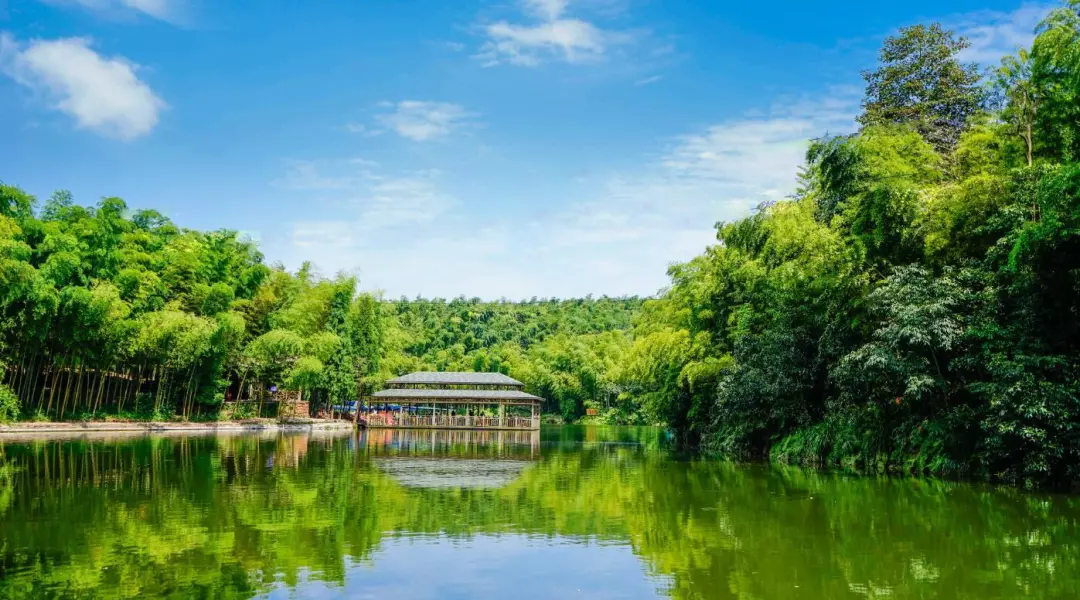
[0, 429, 1077, 599]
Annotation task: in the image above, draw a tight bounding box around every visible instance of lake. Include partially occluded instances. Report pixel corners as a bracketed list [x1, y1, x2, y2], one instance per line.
[0, 426, 1076, 599]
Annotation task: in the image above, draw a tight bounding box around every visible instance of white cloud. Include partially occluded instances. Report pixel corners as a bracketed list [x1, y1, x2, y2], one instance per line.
[285, 161, 455, 252]
[662, 110, 843, 194]
[375, 101, 474, 141]
[44, 0, 181, 22]
[291, 224, 537, 299]
[0, 34, 165, 140]
[475, 0, 632, 67]
[280, 161, 538, 297]
[524, 0, 572, 20]
[122, 0, 171, 18]
[634, 74, 662, 86]
[953, 3, 1054, 64]
[503, 90, 860, 296]
[360, 173, 455, 229]
[481, 19, 608, 66]
[278, 160, 359, 191]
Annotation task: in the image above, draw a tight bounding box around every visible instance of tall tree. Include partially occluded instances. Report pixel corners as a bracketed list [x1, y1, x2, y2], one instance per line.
[323, 277, 357, 417]
[1030, 1, 1080, 163]
[859, 24, 983, 153]
[996, 49, 1039, 166]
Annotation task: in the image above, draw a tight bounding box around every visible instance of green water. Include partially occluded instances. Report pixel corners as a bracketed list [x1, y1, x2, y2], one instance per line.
[0, 426, 1076, 599]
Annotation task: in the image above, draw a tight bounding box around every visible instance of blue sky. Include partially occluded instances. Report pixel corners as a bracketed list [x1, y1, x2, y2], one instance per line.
[0, 0, 1053, 299]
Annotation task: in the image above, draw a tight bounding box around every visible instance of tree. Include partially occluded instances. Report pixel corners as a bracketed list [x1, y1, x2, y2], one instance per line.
[323, 277, 357, 418]
[1030, 1, 1080, 163]
[996, 49, 1039, 166]
[805, 126, 941, 268]
[859, 24, 983, 153]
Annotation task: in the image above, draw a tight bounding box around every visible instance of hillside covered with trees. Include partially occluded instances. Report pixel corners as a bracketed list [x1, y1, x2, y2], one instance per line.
[379, 297, 643, 420]
[4, 2, 1080, 489]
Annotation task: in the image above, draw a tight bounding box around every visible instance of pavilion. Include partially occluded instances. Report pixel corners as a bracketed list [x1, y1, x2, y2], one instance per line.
[359, 371, 543, 430]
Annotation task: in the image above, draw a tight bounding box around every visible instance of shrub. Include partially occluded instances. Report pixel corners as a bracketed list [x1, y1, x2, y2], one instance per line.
[0, 385, 19, 423]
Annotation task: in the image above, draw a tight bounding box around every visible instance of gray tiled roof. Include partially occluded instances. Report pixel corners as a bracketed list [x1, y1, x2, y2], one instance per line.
[370, 388, 542, 402]
[386, 371, 524, 387]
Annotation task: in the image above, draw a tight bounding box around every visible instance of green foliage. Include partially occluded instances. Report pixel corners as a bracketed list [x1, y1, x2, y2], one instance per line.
[1030, 2, 1080, 162]
[377, 297, 643, 421]
[200, 282, 235, 316]
[995, 49, 1038, 166]
[626, 9, 1080, 489]
[287, 356, 325, 392]
[0, 181, 641, 423]
[0, 384, 18, 422]
[858, 23, 984, 152]
[0, 190, 379, 421]
[806, 125, 941, 267]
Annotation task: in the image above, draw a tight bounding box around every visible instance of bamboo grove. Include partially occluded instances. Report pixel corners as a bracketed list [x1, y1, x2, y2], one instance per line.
[621, 3, 1080, 488]
[0, 190, 385, 421]
[0, 185, 642, 423]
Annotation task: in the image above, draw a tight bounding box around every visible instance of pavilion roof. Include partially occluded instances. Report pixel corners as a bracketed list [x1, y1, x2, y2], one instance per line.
[373, 458, 533, 489]
[369, 388, 542, 403]
[386, 371, 524, 387]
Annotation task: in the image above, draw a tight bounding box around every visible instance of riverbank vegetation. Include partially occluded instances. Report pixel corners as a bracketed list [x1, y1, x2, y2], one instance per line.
[627, 3, 1080, 488]
[4, 3, 1080, 487]
[0, 185, 640, 422]
[0, 189, 639, 422]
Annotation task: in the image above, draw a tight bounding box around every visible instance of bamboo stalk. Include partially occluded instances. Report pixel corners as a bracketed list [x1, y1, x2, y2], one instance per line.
[152, 367, 163, 416]
[93, 369, 107, 416]
[14, 347, 30, 402]
[102, 370, 114, 412]
[26, 351, 42, 405]
[184, 367, 196, 419]
[59, 356, 76, 420]
[72, 363, 85, 414]
[45, 361, 62, 417]
[36, 362, 51, 412]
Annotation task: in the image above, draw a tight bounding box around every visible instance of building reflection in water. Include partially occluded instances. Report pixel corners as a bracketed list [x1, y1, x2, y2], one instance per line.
[356, 427, 541, 489]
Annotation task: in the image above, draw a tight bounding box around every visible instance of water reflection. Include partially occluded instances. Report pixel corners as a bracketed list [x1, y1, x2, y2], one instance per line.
[360, 427, 541, 458]
[0, 427, 1077, 599]
[359, 428, 540, 489]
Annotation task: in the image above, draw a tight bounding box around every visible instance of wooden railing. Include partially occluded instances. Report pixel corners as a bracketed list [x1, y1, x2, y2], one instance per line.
[362, 413, 539, 430]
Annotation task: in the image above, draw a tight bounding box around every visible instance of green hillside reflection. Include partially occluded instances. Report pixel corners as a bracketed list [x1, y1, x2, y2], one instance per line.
[0, 427, 1077, 599]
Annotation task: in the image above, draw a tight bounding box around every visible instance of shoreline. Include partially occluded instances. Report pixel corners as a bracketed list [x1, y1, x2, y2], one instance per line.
[0, 419, 355, 437]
